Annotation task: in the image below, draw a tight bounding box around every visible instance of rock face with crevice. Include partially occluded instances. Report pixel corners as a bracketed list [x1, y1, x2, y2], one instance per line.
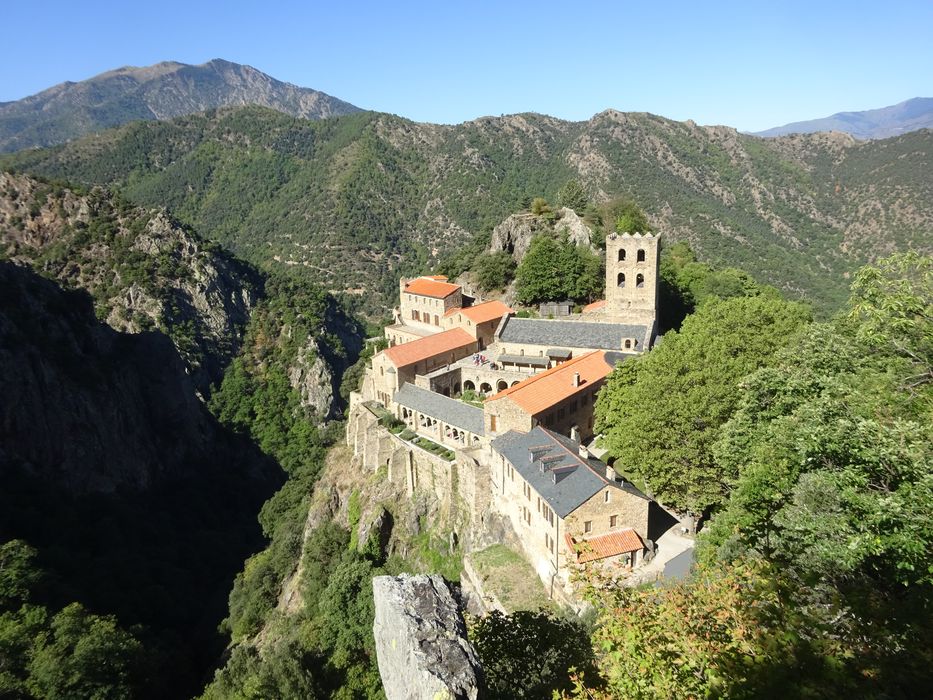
[372, 574, 482, 700]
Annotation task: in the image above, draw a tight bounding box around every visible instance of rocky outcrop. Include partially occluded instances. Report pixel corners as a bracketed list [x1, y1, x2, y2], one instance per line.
[488, 207, 595, 263]
[0, 173, 262, 392]
[0, 261, 273, 493]
[287, 340, 336, 418]
[372, 574, 482, 700]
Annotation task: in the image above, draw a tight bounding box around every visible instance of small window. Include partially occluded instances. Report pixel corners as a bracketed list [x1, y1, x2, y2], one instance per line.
[604, 490, 611, 503]
[584, 520, 592, 534]
[636, 273, 645, 288]
[610, 514, 618, 528]
[625, 339, 632, 349]
[490, 415, 498, 432]
[618, 248, 626, 262]
[637, 249, 646, 262]
[617, 272, 626, 288]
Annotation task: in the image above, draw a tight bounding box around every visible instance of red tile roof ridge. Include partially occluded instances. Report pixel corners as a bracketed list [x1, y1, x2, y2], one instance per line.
[382, 327, 475, 368]
[565, 529, 645, 563]
[404, 278, 461, 298]
[485, 351, 600, 403]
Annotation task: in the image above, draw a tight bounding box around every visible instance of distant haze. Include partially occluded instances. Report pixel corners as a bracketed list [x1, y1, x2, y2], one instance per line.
[0, 59, 361, 152]
[755, 98, 933, 140]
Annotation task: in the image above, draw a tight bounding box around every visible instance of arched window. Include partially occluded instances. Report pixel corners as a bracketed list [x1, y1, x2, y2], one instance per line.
[480, 382, 492, 394]
[497, 380, 508, 392]
[636, 273, 645, 288]
[624, 339, 631, 349]
[617, 272, 626, 287]
[464, 380, 475, 392]
[618, 248, 626, 262]
[637, 249, 646, 263]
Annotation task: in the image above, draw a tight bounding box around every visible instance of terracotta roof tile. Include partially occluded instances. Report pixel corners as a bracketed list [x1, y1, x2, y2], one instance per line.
[404, 277, 461, 298]
[582, 299, 606, 313]
[460, 300, 513, 324]
[382, 328, 475, 369]
[565, 529, 644, 564]
[486, 351, 613, 415]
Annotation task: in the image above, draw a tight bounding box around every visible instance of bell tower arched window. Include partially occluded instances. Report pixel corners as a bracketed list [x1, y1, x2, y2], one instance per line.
[617, 272, 626, 287]
[618, 249, 626, 262]
[636, 273, 645, 288]
[637, 249, 646, 262]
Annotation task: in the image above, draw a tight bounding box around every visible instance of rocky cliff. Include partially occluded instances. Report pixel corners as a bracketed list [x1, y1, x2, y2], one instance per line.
[0, 58, 362, 152]
[0, 172, 262, 392]
[488, 206, 596, 263]
[0, 261, 272, 493]
[372, 574, 482, 700]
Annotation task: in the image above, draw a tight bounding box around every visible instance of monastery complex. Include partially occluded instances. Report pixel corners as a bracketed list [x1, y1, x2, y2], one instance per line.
[349, 233, 666, 595]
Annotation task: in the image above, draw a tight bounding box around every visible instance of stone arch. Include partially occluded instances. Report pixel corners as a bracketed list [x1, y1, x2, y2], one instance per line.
[496, 380, 508, 392]
[624, 339, 632, 349]
[637, 249, 646, 262]
[454, 382, 461, 395]
[618, 248, 626, 262]
[511, 380, 521, 387]
[480, 382, 492, 394]
[464, 380, 475, 392]
[617, 272, 626, 287]
[636, 273, 645, 288]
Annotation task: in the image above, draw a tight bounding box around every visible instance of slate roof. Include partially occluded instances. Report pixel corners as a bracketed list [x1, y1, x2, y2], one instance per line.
[383, 328, 475, 369]
[498, 354, 549, 367]
[497, 316, 649, 351]
[394, 384, 485, 436]
[490, 427, 649, 518]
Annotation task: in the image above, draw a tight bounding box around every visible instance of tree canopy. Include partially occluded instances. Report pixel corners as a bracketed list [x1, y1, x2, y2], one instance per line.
[595, 294, 811, 513]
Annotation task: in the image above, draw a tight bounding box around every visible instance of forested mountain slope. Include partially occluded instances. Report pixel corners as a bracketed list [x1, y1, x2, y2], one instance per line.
[3, 107, 930, 313]
[0, 59, 361, 153]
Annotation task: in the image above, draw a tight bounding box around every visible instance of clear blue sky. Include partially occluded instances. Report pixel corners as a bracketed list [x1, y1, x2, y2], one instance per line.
[2, 0, 931, 131]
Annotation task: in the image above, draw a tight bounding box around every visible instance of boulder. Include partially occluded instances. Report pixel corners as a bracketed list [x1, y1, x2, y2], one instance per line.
[372, 574, 482, 700]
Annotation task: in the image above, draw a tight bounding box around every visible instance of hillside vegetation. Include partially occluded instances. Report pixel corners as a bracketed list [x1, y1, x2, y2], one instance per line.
[2, 107, 930, 314]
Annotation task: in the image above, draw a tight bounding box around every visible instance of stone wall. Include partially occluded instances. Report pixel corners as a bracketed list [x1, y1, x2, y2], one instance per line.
[346, 403, 492, 549]
[605, 232, 660, 324]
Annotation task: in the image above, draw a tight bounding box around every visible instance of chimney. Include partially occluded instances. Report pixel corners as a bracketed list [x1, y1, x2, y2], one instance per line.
[579, 444, 589, 459]
[605, 464, 619, 482]
[572, 372, 580, 387]
[570, 425, 580, 444]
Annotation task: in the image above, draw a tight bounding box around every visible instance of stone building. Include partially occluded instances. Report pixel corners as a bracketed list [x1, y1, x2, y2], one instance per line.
[604, 232, 660, 325]
[369, 328, 477, 405]
[489, 427, 650, 587]
[352, 230, 665, 593]
[482, 351, 618, 441]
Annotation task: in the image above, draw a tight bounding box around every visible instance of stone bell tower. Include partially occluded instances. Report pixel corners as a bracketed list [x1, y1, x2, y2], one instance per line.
[604, 232, 660, 325]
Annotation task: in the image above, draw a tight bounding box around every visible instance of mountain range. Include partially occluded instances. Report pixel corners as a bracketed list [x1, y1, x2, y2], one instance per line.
[0, 58, 361, 153]
[755, 97, 933, 139]
[3, 106, 930, 314]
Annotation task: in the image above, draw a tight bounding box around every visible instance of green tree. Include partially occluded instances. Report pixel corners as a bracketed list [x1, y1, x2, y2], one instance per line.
[470, 609, 598, 699]
[595, 295, 811, 514]
[530, 197, 551, 216]
[474, 251, 516, 292]
[556, 179, 588, 214]
[28, 603, 144, 700]
[847, 251, 932, 392]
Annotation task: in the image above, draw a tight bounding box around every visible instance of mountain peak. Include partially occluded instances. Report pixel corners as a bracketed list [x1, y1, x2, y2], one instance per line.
[755, 97, 933, 140]
[0, 59, 362, 152]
